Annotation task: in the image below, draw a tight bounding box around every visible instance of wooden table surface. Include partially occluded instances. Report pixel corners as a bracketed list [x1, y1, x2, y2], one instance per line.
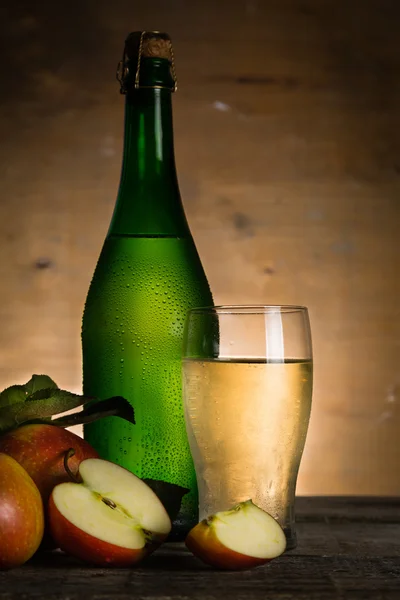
[1, 497, 399, 599]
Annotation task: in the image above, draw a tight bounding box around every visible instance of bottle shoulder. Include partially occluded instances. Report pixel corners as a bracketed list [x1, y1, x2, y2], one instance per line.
[84, 235, 212, 300]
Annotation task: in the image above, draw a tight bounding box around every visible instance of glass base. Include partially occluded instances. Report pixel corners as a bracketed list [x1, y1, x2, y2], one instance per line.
[283, 527, 297, 551]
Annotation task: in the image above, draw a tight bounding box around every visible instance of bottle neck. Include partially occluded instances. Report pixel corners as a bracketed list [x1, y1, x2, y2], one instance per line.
[121, 88, 178, 191]
[108, 60, 189, 238]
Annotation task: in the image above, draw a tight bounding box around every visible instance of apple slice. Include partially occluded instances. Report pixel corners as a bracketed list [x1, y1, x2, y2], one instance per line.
[48, 458, 171, 567]
[185, 500, 286, 570]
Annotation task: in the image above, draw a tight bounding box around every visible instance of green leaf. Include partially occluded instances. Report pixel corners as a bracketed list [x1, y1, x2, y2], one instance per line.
[25, 388, 87, 412]
[0, 388, 136, 434]
[24, 374, 58, 396]
[0, 385, 28, 408]
[0, 389, 88, 434]
[0, 370, 136, 434]
[0, 374, 58, 409]
[143, 479, 190, 522]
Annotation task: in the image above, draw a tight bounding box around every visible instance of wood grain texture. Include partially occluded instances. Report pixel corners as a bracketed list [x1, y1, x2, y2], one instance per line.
[0, 497, 399, 599]
[0, 0, 399, 494]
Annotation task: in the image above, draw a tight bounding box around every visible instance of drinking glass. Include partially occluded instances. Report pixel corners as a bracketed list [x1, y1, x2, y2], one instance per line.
[182, 305, 313, 550]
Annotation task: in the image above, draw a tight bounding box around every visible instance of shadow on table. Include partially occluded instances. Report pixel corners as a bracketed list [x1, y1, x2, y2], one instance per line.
[28, 544, 207, 571]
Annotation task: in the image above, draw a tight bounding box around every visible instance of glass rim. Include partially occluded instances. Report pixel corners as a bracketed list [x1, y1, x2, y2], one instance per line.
[187, 304, 309, 315]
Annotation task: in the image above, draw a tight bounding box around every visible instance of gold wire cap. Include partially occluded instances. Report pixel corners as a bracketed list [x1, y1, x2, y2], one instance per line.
[117, 31, 177, 93]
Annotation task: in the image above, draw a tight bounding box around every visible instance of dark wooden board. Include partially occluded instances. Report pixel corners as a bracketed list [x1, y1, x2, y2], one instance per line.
[0, 497, 399, 599]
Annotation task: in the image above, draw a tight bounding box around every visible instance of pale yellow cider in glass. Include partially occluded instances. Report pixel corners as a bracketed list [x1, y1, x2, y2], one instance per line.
[183, 358, 313, 527]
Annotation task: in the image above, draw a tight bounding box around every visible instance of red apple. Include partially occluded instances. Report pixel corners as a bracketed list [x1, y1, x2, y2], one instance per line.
[0, 424, 99, 503]
[0, 453, 44, 569]
[185, 500, 287, 570]
[48, 458, 171, 567]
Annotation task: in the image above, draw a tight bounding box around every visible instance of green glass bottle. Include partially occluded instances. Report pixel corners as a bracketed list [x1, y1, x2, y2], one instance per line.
[82, 32, 213, 539]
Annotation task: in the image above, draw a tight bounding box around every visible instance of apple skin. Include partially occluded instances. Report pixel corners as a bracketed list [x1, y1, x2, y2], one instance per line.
[186, 521, 270, 570]
[48, 494, 162, 568]
[0, 453, 44, 569]
[0, 424, 99, 503]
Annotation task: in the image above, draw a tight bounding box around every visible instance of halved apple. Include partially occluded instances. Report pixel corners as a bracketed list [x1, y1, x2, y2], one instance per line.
[185, 500, 286, 570]
[48, 458, 171, 567]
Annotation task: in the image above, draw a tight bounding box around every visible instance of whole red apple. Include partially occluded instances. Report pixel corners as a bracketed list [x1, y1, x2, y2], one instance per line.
[0, 424, 99, 503]
[0, 453, 44, 569]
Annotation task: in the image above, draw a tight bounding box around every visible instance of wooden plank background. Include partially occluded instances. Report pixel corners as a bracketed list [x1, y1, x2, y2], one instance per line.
[0, 0, 399, 495]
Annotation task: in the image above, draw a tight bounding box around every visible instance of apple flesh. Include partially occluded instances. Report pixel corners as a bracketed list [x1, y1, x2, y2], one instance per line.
[0, 453, 44, 569]
[0, 424, 99, 503]
[185, 500, 287, 570]
[48, 458, 171, 567]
